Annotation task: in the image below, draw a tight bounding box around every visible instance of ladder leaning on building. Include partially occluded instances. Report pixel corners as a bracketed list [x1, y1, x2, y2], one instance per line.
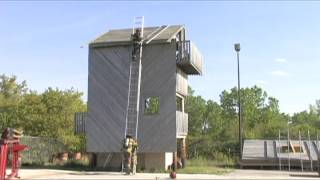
[124, 16, 144, 140]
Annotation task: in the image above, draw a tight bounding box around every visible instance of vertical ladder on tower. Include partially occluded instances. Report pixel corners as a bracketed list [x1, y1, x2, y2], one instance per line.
[124, 16, 144, 139]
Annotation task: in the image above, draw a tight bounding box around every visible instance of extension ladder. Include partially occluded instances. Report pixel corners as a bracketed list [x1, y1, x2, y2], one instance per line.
[124, 16, 144, 139]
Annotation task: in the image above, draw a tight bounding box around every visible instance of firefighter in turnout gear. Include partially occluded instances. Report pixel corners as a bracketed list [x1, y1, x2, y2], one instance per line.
[131, 28, 142, 61]
[122, 135, 138, 175]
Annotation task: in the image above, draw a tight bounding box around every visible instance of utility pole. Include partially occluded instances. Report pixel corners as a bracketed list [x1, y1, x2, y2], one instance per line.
[279, 130, 281, 171]
[287, 118, 292, 171]
[234, 43, 242, 159]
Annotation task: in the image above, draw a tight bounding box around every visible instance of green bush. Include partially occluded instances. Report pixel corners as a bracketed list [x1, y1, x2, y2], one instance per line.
[21, 136, 67, 165]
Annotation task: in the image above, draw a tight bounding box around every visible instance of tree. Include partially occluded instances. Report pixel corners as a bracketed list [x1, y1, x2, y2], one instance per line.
[291, 101, 320, 138]
[187, 85, 290, 159]
[39, 87, 87, 151]
[218, 86, 288, 139]
[185, 87, 207, 136]
[0, 74, 27, 129]
[0, 74, 87, 152]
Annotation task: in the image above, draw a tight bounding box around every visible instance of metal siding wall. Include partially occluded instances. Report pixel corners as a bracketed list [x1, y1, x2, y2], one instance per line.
[87, 46, 131, 152]
[139, 42, 177, 152]
[87, 43, 177, 153]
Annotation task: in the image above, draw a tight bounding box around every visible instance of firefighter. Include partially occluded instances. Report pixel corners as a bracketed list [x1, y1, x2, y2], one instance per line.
[122, 135, 138, 175]
[12, 128, 23, 139]
[131, 138, 138, 175]
[131, 29, 142, 61]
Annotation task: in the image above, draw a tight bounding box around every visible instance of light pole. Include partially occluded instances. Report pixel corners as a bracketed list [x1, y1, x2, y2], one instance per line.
[287, 117, 292, 171]
[234, 43, 242, 159]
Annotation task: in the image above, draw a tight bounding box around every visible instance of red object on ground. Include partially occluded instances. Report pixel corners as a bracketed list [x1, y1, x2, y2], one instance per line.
[0, 127, 28, 180]
[170, 171, 176, 179]
[0, 143, 8, 180]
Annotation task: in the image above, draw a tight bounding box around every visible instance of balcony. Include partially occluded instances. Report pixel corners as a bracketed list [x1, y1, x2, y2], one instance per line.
[176, 111, 188, 137]
[176, 40, 203, 75]
[176, 68, 188, 96]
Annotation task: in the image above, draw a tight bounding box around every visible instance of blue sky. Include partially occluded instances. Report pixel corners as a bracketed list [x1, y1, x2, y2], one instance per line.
[1, 1, 320, 114]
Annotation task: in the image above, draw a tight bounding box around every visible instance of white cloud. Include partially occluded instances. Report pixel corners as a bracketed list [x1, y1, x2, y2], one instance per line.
[256, 80, 268, 85]
[275, 58, 287, 63]
[271, 70, 290, 77]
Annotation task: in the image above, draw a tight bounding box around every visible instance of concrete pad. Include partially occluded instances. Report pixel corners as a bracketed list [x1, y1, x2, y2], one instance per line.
[17, 169, 320, 179]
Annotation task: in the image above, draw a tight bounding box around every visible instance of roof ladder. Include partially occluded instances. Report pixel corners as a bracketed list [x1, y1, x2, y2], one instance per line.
[124, 16, 144, 139]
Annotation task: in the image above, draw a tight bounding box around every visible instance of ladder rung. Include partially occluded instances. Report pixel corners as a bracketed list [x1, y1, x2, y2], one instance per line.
[128, 99, 137, 102]
[130, 80, 139, 83]
[130, 79, 138, 83]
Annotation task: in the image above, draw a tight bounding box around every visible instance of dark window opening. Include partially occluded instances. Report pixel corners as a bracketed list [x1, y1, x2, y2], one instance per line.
[281, 145, 294, 153]
[293, 145, 304, 153]
[176, 96, 183, 112]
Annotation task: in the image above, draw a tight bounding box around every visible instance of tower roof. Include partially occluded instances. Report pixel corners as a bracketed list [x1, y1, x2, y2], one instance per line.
[90, 25, 184, 47]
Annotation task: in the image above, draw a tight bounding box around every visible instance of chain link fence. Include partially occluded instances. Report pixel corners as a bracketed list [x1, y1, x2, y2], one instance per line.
[20, 136, 67, 165]
[186, 137, 239, 167]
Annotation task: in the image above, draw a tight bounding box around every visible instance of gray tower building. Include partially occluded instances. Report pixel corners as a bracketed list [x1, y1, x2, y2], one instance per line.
[86, 25, 203, 170]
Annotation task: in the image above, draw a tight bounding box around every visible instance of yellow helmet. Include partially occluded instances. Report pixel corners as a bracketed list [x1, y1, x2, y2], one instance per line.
[12, 128, 23, 138]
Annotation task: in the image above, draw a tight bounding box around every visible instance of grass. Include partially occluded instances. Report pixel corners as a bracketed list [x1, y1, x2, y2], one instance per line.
[178, 166, 232, 175]
[176, 157, 235, 175]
